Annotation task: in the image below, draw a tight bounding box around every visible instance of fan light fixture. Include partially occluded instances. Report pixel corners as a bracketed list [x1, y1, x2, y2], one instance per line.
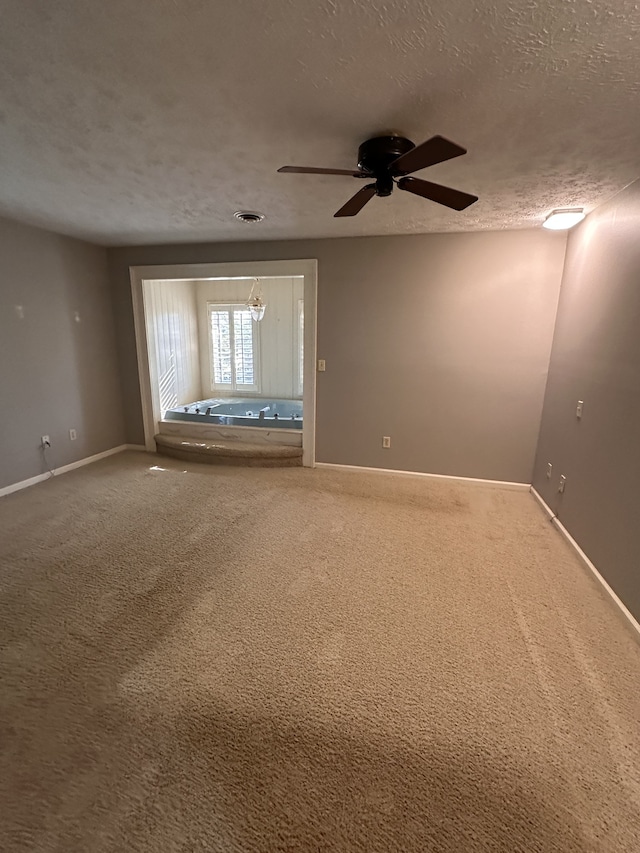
[543, 209, 585, 230]
[246, 278, 266, 322]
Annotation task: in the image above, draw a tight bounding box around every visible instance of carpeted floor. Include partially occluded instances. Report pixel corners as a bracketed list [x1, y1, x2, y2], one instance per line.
[1, 451, 639, 852]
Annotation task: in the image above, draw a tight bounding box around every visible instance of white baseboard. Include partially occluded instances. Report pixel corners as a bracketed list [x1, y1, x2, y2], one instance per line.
[0, 444, 147, 498]
[314, 462, 530, 490]
[530, 487, 640, 638]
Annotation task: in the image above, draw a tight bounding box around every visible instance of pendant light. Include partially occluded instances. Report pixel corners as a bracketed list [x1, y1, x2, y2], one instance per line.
[246, 278, 266, 321]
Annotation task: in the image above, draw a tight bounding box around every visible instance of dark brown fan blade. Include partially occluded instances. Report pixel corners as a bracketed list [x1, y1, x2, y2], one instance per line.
[389, 135, 466, 176]
[278, 166, 368, 177]
[334, 184, 377, 217]
[397, 176, 478, 211]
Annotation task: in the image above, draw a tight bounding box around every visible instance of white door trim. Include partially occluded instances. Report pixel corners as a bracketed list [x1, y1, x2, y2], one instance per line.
[129, 260, 318, 467]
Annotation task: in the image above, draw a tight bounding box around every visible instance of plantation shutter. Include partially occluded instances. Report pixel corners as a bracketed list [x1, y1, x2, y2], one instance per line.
[233, 309, 255, 386]
[209, 305, 259, 392]
[210, 309, 232, 385]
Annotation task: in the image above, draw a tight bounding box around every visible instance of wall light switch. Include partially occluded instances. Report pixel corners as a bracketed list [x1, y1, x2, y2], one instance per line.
[317, 359, 326, 372]
[576, 400, 583, 419]
[69, 429, 77, 441]
[382, 436, 391, 448]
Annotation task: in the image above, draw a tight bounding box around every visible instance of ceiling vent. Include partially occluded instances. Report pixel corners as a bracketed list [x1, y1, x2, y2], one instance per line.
[233, 210, 265, 223]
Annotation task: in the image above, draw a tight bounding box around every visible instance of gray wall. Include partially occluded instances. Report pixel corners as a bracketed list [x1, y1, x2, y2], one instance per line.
[0, 216, 125, 490]
[109, 229, 566, 482]
[533, 180, 640, 621]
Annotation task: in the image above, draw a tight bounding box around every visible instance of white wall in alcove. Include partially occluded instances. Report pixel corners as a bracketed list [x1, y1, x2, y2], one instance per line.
[195, 276, 304, 401]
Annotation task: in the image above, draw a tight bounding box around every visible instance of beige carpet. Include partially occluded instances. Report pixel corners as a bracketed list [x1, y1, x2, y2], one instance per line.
[1, 452, 639, 852]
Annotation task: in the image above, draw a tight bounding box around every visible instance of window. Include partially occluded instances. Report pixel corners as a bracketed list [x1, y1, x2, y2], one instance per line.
[208, 304, 260, 392]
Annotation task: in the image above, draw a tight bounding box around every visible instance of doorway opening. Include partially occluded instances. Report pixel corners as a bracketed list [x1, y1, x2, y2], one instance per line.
[130, 260, 317, 467]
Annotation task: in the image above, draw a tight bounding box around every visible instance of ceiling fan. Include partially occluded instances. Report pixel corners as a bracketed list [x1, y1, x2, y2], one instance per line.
[278, 133, 478, 217]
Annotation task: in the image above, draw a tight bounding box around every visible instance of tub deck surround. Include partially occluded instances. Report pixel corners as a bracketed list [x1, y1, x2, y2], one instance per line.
[156, 409, 302, 466]
[157, 420, 302, 448]
[154, 434, 302, 467]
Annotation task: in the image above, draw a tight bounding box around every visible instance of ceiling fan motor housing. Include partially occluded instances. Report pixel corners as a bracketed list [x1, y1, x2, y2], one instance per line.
[357, 135, 415, 178]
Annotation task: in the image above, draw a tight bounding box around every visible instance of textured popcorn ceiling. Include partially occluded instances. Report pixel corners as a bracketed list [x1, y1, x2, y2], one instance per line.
[1, 0, 639, 246]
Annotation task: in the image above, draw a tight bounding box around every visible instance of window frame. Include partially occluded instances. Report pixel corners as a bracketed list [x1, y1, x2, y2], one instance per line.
[207, 302, 261, 395]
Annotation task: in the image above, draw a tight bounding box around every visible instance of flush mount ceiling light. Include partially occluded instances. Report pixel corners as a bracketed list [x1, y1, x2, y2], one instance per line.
[233, 210, 265, 223]
[543, 208, 586, 230]
[246, 278, 266, 321]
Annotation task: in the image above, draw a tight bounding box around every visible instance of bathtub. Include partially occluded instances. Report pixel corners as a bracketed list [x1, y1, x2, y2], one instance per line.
[164, 398, 303, 430]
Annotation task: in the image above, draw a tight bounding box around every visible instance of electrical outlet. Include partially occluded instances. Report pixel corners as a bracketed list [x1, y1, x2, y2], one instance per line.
[558, 474, 566, 494]
[546, 462, 553, 479]
[317, 359, 326, 372]
[41, 435, 51, 448]
[382, 436, 391, 448]
[576, 400, 583, 419]
[69, 429, 77, 441]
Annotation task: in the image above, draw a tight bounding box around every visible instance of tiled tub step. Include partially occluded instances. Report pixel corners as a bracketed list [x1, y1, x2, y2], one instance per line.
[154, 434, 302, 467]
